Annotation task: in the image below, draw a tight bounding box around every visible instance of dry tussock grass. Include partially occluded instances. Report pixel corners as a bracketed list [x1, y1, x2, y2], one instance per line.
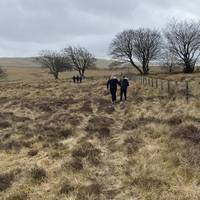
[0, 76, 200, 199]
[4, 191, 28, 200]
[0, 172, 15, 192]
[173, 124, 200, 143]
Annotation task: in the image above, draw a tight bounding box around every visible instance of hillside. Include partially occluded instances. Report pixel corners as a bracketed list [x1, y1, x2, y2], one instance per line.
[0, 57, 113, 69]
[0, 77, 200, 199]
[0, 58, 41, 68]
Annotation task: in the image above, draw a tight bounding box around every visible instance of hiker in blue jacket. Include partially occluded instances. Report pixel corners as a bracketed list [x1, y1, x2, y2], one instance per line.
[120, 75, 129, 101]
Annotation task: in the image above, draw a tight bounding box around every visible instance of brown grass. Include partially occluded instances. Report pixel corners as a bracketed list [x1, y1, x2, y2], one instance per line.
[167, 115, 183, 125]
[0, 172, 14, 192]
[5, 191, 28, 200]
[1, 69, 200, 199]
[62, 158, 84, 171]
[58, 178, 75, 195]
[173, 124, 200, 143]
[131, 175, 169, 191]
[30, 166, 47, 183]
[124, 136, 144, 154]
[72, 142, 101, 165]
[77, 182, 102, 200]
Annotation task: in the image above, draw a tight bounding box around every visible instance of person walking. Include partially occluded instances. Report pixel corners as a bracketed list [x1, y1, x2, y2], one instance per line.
[76, 75, 80, 83]
[79, 75, 82, 83]
[107, 75, 121, 104]
[72, 75, 76, 83]
[120, 75, 129, 102]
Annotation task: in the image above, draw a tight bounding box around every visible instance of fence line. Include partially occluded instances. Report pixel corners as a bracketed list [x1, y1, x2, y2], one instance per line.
[130, 75, 200, 103]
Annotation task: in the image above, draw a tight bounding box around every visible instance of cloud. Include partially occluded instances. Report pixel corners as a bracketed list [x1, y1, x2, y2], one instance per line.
[0, 0, 199, 58]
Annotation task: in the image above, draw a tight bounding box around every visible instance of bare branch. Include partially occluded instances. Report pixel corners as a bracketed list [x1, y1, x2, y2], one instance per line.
[63, 46, 96, 77]
[36, 50, 71, 79]
[164, 20, 200, 73]
[109, 29, 162, 74]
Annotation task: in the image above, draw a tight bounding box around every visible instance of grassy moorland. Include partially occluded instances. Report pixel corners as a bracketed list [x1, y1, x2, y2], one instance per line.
[0, 67, 200, 199]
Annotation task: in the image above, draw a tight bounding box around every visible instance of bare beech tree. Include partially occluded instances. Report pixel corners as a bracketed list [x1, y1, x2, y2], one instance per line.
[109, 30, 143, 74]
[64, 46, 96, 77]
[133, 28, 162, 74]
[164, 20, 200, 73]
[36, 50, 71, 79]
[109, 29, 162, 74]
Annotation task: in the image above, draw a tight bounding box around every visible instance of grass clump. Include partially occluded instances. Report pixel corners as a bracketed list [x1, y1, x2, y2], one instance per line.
[178, 144, 200, 169]
[86, 116, 114, 134]
[0, 121, 11, 128]
[72, 142, 101, 165]
[131, 175, 169, 191]
[5, 191, 28, 200]
[173, 124, 200, 143]
[30, 166, 47, 182]
[167, 115, 183, 126]
[62, 158, 84, 171]
[124, 136, 144, 154]
[58, 178, 75, 195]
[0, 171, 14, 192]
[97, 127, 111, 139]
[77, 182, 102, 200]
[59, 127, 74, 138]
[27, 149, 38, 156]
[123, 120, 138, 130]
[79, 100, 93, 113]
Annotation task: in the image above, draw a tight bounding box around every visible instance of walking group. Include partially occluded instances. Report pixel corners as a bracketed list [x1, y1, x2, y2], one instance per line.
[72, 75, 83, 83]
[107, 74, 129, 104]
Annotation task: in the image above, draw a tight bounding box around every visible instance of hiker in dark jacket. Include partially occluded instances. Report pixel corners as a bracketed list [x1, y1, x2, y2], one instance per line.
[76, 75, 80, 83]
[107, 75, 121, 104]
[120, 76, 129, 101]
[72, 75, 76, 83]
[79, 75, 82, 83]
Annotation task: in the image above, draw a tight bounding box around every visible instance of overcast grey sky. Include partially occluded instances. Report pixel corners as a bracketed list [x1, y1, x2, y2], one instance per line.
[0, 0, 199, 58]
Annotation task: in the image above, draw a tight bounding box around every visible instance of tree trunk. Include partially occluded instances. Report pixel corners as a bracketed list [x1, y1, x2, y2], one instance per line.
[169, 64, 172, 73]
[129, 58, 143, 74]
[78, 70, 82, 77]
[81, 69, 85, 77]
[184, 61, 194, 73]
[53, 72, 59, 79]
[142, 62, 149, 75]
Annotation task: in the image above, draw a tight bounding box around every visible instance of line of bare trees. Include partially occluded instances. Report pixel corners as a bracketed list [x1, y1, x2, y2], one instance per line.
[109, 19, 200, 75]
[36, 46, 96, 79]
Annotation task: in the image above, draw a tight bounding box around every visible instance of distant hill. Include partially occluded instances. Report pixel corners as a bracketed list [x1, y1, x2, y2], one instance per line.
[0, 57, 113, 69]
[0, 57, 41, 68]
[95, 59, 114, 69]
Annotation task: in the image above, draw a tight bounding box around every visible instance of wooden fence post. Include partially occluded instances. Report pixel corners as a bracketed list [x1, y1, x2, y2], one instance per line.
[167, 80, 170, 94]
[186, 81, 189, 103]
[175, 81, 178, 95]
[156, 79, 158, 88]
[161, 80, 163, 91]
[151, 78, 154, 87]
[175, 81, 178, 88]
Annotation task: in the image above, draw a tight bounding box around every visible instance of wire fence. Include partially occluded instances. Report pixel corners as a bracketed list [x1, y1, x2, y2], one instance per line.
[130, 75, 200, 103]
